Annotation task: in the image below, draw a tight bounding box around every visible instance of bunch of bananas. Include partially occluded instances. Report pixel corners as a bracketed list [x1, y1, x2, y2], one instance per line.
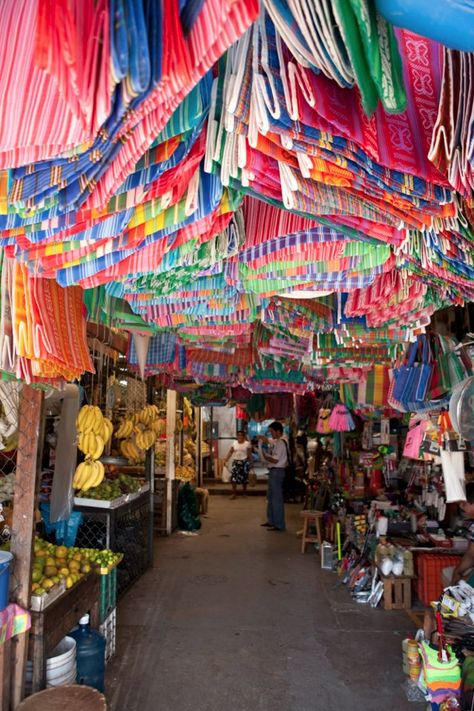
[136, 404, 159, 426]
[76, 406, 112, 459]
[152, 417, 166, 436]
[73, 459, 105, 492]
[115, 405, 161, 463]
[114, 419, 134, 440]
[135, 430, 155, 451]
[119, 439, 145, 463]
[77, 432, 105, 460]
[175, 464, 195, 481]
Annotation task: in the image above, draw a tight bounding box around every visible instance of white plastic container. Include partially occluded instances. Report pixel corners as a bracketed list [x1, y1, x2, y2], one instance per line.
[26, 636, 76, 694]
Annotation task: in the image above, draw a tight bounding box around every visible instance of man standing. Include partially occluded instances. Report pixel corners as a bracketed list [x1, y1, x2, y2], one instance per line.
[259, 422, 288, 532]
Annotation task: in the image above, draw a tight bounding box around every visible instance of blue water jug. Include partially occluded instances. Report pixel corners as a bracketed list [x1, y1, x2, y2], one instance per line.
[70, 614, 106, 692]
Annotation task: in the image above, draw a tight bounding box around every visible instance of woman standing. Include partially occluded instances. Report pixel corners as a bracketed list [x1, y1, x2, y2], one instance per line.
[224, 430, 252, 499]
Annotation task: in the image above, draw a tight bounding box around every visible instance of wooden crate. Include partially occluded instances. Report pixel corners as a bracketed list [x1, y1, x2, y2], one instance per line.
[380, 573, 413, 610]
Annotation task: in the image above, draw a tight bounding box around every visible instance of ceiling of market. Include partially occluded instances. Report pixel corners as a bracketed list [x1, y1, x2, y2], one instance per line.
[1, 0, 474, 388]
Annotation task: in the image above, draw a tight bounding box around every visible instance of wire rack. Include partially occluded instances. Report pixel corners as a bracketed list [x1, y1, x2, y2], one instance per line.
[74, 492, 151, 597]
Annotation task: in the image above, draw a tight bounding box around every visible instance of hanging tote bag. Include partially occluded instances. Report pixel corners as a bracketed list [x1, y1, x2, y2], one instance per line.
[403, 335, 433, 406]
[402, 420, 426, 459]
[394, 335, 433, 409]
[428, 334, 449, 400]
[438, 336, 470, 391]
[393, 339, 419, 402]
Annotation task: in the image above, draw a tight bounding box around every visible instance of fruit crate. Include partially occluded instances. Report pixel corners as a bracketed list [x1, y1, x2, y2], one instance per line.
[99, 608, 116, 662]
[74, 482, 150, 509]
[74, 491, 152, 597]
[100, 568, 117, 624]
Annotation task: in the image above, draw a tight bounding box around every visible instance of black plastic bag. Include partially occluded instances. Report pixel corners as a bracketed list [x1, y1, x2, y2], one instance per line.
[177, 482, 201, 531]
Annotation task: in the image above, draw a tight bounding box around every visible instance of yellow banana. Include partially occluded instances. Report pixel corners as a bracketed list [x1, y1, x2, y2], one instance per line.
[72, 462, 86, 488]
[116, 419, 131, 439]
[81, 461, 97, 492]
[76, 406, 90, 431]
[81, 408, 96, 434]
[92, 435, 104, 460]
[91, 408, 104, 436]
[86, 460, 104, 489]
[81, 432, 94, 457]
[102, 418, 113, 443]
[94, 460, 105, 487]
[73, 461, 93, 490]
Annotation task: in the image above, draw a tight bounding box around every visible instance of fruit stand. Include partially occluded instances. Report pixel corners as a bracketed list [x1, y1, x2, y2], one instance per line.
[28, 537, 123, 693]
[69, 402, 160, 595]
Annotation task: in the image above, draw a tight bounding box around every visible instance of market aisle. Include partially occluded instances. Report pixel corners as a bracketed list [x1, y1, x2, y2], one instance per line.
[106, 497, 417, 711]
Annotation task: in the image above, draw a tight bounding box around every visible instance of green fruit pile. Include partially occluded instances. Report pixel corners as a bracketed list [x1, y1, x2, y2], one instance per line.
[75, 473, 144, 501]
[31, 538, 123, 596]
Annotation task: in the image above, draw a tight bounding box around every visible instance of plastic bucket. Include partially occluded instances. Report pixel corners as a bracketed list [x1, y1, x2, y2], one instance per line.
[0, 551, 13, 611]
[26, 636, 76, 694]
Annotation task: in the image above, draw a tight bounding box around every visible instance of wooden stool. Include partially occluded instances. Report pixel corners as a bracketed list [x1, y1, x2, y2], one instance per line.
[17, 685, 107, 710]
[300, 510, 324, 553]
[380, 573, 413, 610]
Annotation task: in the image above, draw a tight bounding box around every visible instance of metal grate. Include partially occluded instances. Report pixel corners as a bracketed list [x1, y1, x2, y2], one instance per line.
[114, 499, 149, 594]
[73, 492, 151, 596]
[75, 514, 109, 550]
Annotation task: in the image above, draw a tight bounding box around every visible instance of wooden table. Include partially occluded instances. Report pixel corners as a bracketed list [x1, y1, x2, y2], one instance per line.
[17, 685, 107, 710]
[28, 574, 100, 694]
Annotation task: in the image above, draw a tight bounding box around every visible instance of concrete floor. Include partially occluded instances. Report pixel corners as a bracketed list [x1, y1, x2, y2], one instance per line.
[106, 496, 419, 711]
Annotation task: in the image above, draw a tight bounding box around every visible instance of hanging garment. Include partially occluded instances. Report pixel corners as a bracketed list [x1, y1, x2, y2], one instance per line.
[441, 450, 466, 503]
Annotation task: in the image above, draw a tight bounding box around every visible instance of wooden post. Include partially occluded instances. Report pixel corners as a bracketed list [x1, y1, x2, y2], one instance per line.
[196, 407, 202, 488]
[10, 386, 44, 708]
[0, 639, 11, 711]
[165, 390, 176, 535]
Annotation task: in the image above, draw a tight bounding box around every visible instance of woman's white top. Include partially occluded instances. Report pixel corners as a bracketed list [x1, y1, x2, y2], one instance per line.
[231, 440, 250, 461]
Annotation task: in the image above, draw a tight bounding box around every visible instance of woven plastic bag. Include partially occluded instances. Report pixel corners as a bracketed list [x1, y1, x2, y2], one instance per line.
[123, 377, 147, 413]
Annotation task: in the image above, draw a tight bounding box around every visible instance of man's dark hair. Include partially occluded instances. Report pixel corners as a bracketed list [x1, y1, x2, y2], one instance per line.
[269, 421, 283, 434]
[466, 482, 474, 503]
[237, 429, 246, 436]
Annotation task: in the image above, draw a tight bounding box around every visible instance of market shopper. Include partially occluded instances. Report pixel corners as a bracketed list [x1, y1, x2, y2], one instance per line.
[259, 421, 288, 531]
[223, 430, 252, 499]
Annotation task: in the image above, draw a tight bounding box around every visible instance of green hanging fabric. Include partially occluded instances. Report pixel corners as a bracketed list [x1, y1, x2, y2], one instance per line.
[332, 0, 407, 115]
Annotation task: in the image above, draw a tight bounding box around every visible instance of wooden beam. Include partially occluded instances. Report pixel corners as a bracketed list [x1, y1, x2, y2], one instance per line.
[10, 386, 44, 708]
[86, 322, 128, 354]
[0, 639, 11, 711]
[165, 390, 176, 535]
